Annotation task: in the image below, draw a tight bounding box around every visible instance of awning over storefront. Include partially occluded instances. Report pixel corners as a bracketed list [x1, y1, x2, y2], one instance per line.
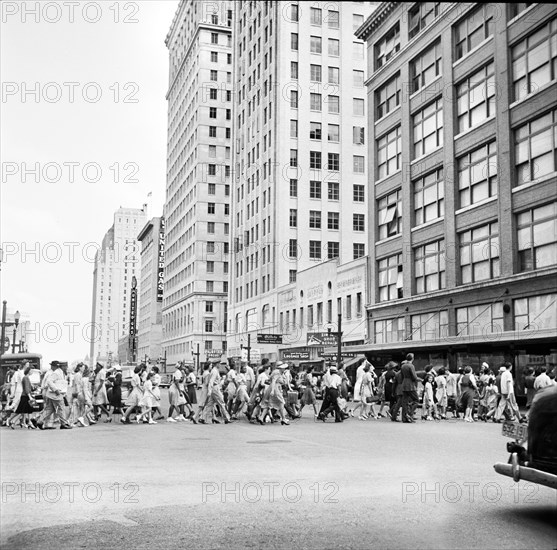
[323, 328, 557, 355]
[343, 354, 366, 368]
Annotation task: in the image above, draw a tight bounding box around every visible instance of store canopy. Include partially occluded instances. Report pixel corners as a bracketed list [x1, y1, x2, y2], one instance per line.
[343, 355, 366, 368]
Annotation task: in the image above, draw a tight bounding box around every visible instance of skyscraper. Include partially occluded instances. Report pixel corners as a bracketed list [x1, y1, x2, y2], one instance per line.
[227, 1, 376, 358]
[163, 0, 234, 367]
[90, 206, 147, 365]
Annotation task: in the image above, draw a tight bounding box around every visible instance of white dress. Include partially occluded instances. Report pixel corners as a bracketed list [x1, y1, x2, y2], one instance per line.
[353, 365, 365, 402]
[140, 380, 155, 408]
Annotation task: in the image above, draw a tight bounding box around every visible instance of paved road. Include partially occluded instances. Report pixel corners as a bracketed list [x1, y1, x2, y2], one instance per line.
[1, 413, 556, 550]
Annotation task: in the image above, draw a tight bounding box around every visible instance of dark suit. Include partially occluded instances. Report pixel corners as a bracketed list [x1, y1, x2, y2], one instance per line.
[390, 370, 404, 420]
[401, 362, 419, 422]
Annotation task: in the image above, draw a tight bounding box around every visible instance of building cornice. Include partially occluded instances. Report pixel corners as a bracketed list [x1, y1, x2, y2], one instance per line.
[355, 2, 397, 41]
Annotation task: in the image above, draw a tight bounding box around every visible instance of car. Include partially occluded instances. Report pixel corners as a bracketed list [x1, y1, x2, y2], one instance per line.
[158, 374, 172, 388]
[493, 384, 557, 490]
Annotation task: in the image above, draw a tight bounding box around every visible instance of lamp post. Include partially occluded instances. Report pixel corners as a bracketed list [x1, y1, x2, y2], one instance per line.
[11, 311, 20, 354]
[0, 301, 7, 356]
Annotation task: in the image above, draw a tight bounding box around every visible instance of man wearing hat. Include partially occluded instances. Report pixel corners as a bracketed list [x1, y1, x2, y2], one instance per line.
[494, 362, 523, 422]
[37, 361, 72, 430]
[317, 365, 344, 422]
[202, 359, 231, 424]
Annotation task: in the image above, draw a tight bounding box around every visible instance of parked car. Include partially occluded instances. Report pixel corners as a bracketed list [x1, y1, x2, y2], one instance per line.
[494, 384, 557, 490]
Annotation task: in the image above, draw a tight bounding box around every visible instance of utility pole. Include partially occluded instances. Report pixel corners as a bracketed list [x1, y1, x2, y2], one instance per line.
[0, 301, 7, 357]
[193, 343, 200, 375]
[337, 312, 342, 370]
[241, 335, 252, 363]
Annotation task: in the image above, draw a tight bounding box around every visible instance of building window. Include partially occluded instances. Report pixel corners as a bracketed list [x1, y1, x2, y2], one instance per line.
[289, 270, 297, 283]
[328, 212, 339, 230]
[328, 95, 339, 114]
[512, 18, 557, 101]
[353, 98, 364, 116]
[375, 73, 400, 119]
[207, 222, 215, 233]
[353, 213, 365, 232]
[410, 41, 441, 94]
[408, 2, 441, 39]
[208, 164, 216, 176]
[413, 168, 444, 226]
[514, 294, 557, 331]
[328, 124, 339, 142]
[456, 303, 503, 336]
[328, 182, 339, 201]
[310, 36, 322, 54]
[353, 155, 365, 173]
[291, 61, 298, 79]
[290, 3, 299, 22]
[414, 239, 445, 293]
[377, 189, 401, 240]
[328, 67, 339, 84]
[210, 70, 218, 82]
[206, 261, 215, 273]
[377, 125, 401, 179]
[290, 119, 298, 138]
[208, 145, 216, 158]
[211, 32, 218, 44]
[509, 3, 534, 19]
[378, 253, 403, 302]
[413, 98, 443, 159]
[289, 239, 298, 258]
[310, 93, 322, 111]
[456, 62, 495, 133]
[410, 311, 448, 341]
[353, 243, 365, 259]
[328, 241, 339, 259]
[328, 10, 339, 29]
[517, 201, 557, 271]
[328, 153, 339, 171]
[209, 126, 217, 137]
[310, 64, 322, 82]
[353, 42, 364, 60]
[207, 202, 216, 215]
[310, 180, 321, 198]
[291, 33, 298, 50]
[353, 184, 364, 202]
[310, 152, 322, 170]
[290, 90, 299, 108]
[309, 211, 322, 229]
[290, 149, 298, 167]
[289, 208, 297, 228]
[328, 38, 339, 56]
[290, 179, 298, 197]
[206, 301, 214, 313]
[205, 320, 214, 333]
[375, 23, 400, 70]
[209, 107, 217, 118]
[515, 109, 557, 186]
[310, 7, 322, 26]
[458, 141, 497, 207]
[353, 70, 364, 87]
[454, 5, 494, 60]
[375, 317, 405, 344]
[460, 221, 500, 284]
[310, 122, 322, 140]
[208, 183, 216, 194]
[210, 51, 218, 63]
[309, 240, 322, 260]
[209, 89, 218, 101]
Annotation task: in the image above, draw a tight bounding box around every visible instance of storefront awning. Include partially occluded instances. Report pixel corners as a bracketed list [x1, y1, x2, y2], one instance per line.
[323, 328, 557, 355]
[343, 354, 366, 368]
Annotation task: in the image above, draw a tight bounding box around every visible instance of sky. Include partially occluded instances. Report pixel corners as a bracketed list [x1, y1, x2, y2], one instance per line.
[1, 0, 180, 365]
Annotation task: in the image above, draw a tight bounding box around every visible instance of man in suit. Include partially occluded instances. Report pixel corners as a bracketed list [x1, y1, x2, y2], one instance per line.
[401, 355, 419, 423]
[390, 364, 403, 422]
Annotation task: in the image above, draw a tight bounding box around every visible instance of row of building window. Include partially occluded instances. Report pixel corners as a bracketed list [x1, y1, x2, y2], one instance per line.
[290, 63, 364, 88]
[291, 33, 363, 60]
[289, 210, 365, 232]
[289, 150, 365, 173]
[376, 201, 557, 301]
[289, 180, 365, 202]
[289, 5, 364, 32]
[290, 121, 365, 145]
[374, 292, 556, 344]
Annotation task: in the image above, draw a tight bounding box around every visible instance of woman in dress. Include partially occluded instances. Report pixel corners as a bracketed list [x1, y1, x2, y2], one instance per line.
[69, 364, 83, 426]
[359, 364, 374, 420]
[8, 363, 24, 415]
[121, 366, 144, 424]
[186, 366, 197, 407]
[195, 364, 212, 423]
[136, 371, 158, 424]
[460, 366, 478, 422]
[258, 363, 289, 425]
[92, 363, 111, 422]
[299, 366, 319, 418]
[435, 367, 448, 419]
[109, 367, 124, 421]
[79, 365, 96, 425]
[350, 360, 367, 418]
[8, 365, 36, 429]
[422, 373, 438, 420]
[167, 366, 187, 422]
[150, 366, 164, 421]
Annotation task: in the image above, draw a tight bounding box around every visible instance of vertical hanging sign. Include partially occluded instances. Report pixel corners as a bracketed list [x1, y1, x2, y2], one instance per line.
[157, 218, 165, 302]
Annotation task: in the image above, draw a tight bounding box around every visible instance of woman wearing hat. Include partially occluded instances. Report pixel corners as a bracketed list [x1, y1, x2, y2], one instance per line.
[257, 362, 289, 425]
[92, 363, 111, 422]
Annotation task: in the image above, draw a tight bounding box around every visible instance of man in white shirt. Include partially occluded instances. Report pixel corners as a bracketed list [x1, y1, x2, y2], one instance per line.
[244, 361, 256, 394]
[495, 363, 522, 422]
[203, 360, 231, 424]
[534, 367, 554, 392]
[38, 361, 72, 429]
[317, 366, 344, 422]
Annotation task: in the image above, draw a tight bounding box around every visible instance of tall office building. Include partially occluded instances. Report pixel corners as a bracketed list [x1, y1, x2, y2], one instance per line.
[227, 1, 376, 359]
[137, 216, 165, 364]
[352, 2, 557, 381]
[163, 0, 234, 367]
[89, 206, 147, 365]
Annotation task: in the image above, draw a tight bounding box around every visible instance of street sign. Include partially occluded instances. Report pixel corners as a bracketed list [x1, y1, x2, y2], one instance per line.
[282, 350, 310, 360]
[321, 351, 357, 359]
[205, 350, 222, 358]
[307, 332, 339, 346]
[257, 333, 282, 344]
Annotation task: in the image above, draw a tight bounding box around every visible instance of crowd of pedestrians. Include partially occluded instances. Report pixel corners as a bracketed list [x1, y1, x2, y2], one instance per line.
[1, 354, 555, 430]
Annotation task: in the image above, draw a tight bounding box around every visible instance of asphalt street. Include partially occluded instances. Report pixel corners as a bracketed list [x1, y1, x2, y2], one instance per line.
[1, 405, 556, 550]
